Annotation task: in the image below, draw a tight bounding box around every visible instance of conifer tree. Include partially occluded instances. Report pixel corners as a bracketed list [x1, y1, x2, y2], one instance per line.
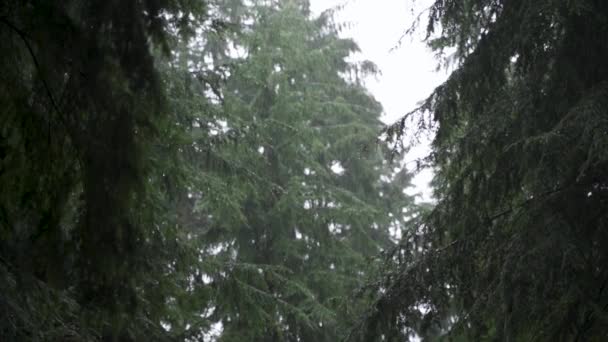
[165, 1, 419, 340]
[1, 0, 422, 340]
[361, 1, 608, 341]
[0, 0, 211, 339]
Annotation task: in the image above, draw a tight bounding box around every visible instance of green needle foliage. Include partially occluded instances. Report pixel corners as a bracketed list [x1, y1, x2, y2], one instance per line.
[361, 0, 608, 341]
[162, 1, 418, 340]
[1, 0, 419, 341]
[0, 0, 210, 340]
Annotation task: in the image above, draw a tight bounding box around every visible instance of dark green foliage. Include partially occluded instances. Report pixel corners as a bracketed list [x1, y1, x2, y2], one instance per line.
[363, 0, 608, 340]
[0, 0, 210, 339]
[1, 0, 419, 341]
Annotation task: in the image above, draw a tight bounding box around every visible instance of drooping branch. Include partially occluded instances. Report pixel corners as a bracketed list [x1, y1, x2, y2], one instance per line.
[0, 17, 63, 116]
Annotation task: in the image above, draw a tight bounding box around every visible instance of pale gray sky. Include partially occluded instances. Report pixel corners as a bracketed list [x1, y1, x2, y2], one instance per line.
[310, 0, 448, 202]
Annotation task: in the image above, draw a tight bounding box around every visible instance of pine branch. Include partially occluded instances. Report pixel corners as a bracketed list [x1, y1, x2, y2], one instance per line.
[0, 17, 63, 117]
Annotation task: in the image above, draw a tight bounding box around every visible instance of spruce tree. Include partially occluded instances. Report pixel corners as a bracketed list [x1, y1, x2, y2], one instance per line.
[0, 0, 211, 339]
[166, 1, 419, 340]
[361, 0, 608, 341]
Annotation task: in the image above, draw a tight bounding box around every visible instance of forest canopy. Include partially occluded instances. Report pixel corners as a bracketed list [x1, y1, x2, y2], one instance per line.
[1, 0, 607, 341]
[1, 0, 416, 340]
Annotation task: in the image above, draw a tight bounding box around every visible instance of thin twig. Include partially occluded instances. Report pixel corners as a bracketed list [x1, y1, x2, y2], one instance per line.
[0, 17, 63, 116]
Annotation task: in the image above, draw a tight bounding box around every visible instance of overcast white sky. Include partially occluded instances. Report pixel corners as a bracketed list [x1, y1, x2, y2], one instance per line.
[310, 0, 448, 202]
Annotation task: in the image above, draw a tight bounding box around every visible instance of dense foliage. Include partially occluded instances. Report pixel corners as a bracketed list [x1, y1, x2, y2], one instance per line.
[161, 2, 418, 340]
[0, 0, 417, 340]
[362, 0, 608, 341]
[0, 0, 210, 340]
[5, 0, 605, 340]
